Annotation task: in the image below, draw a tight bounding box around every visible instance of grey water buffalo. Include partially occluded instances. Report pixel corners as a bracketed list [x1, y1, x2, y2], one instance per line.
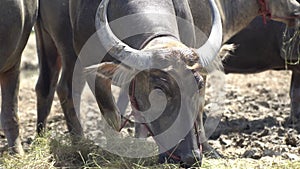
[0, 0, 38, 154]
[34, 0, 83, 140]
[73, 0, 222, 166]
[222, 17, 300, 123]
[189, 0, 300, 46]
[36, 0, 222, 166]
[116, 0, 300, 158]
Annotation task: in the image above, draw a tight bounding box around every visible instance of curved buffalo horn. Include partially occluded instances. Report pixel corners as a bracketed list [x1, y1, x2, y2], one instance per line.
[196, 0, 223, 67]
[95, 0, 152, 70]
[95, 0, 222, 69]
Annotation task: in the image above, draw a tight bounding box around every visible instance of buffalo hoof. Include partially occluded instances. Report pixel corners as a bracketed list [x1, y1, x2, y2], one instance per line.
[8, 142, 24, 156]
[289, 115, 300, 123]
[284, 117, 300, 131]
[70, 133, 84, 145]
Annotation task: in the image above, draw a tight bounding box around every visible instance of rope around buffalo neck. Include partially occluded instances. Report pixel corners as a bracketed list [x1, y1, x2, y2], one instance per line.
[258, 0, 271, 24]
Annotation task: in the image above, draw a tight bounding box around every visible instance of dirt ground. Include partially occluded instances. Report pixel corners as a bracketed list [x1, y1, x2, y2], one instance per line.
[1, 33, 299, 161]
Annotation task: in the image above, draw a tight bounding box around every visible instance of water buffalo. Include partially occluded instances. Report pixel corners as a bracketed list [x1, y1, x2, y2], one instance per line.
[129, 0, 300, 155]
[36, 0, 222, 166]
[75, 0, 223, 166]
[222, 17, 300, 123]
[34, 0, 83, 140]
[189, 0, 300, 46]
[0, 0, 38, 154]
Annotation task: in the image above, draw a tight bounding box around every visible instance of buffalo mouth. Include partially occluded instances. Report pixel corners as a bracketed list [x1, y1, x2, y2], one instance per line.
[158, 144, 202, 168]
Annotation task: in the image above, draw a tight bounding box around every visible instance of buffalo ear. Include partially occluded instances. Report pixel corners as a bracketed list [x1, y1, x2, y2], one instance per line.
[84, 62, 119, 80]
[84, 62, 135, 87]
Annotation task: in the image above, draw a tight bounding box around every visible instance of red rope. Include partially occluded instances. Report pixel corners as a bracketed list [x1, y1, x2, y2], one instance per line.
[258, 0, 271, 24]
[129, 78, 140, 110]
[118, 79, 137, 132]
[118, 113, 133, 132]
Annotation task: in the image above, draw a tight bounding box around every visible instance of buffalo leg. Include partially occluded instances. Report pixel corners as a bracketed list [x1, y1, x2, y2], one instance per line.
[86, 76, 121, 130]
[56, 53, 84, 140]
[0, 66, 23, 154]
[289, 70, 300, 123]
[34, 23, 61, 135]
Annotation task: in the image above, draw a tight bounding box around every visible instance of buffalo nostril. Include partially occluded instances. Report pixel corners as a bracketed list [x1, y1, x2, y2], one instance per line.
[158, 150, 202, 167]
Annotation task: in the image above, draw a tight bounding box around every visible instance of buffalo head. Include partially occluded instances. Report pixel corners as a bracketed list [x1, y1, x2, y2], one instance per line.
[90, 0, 222, 167]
